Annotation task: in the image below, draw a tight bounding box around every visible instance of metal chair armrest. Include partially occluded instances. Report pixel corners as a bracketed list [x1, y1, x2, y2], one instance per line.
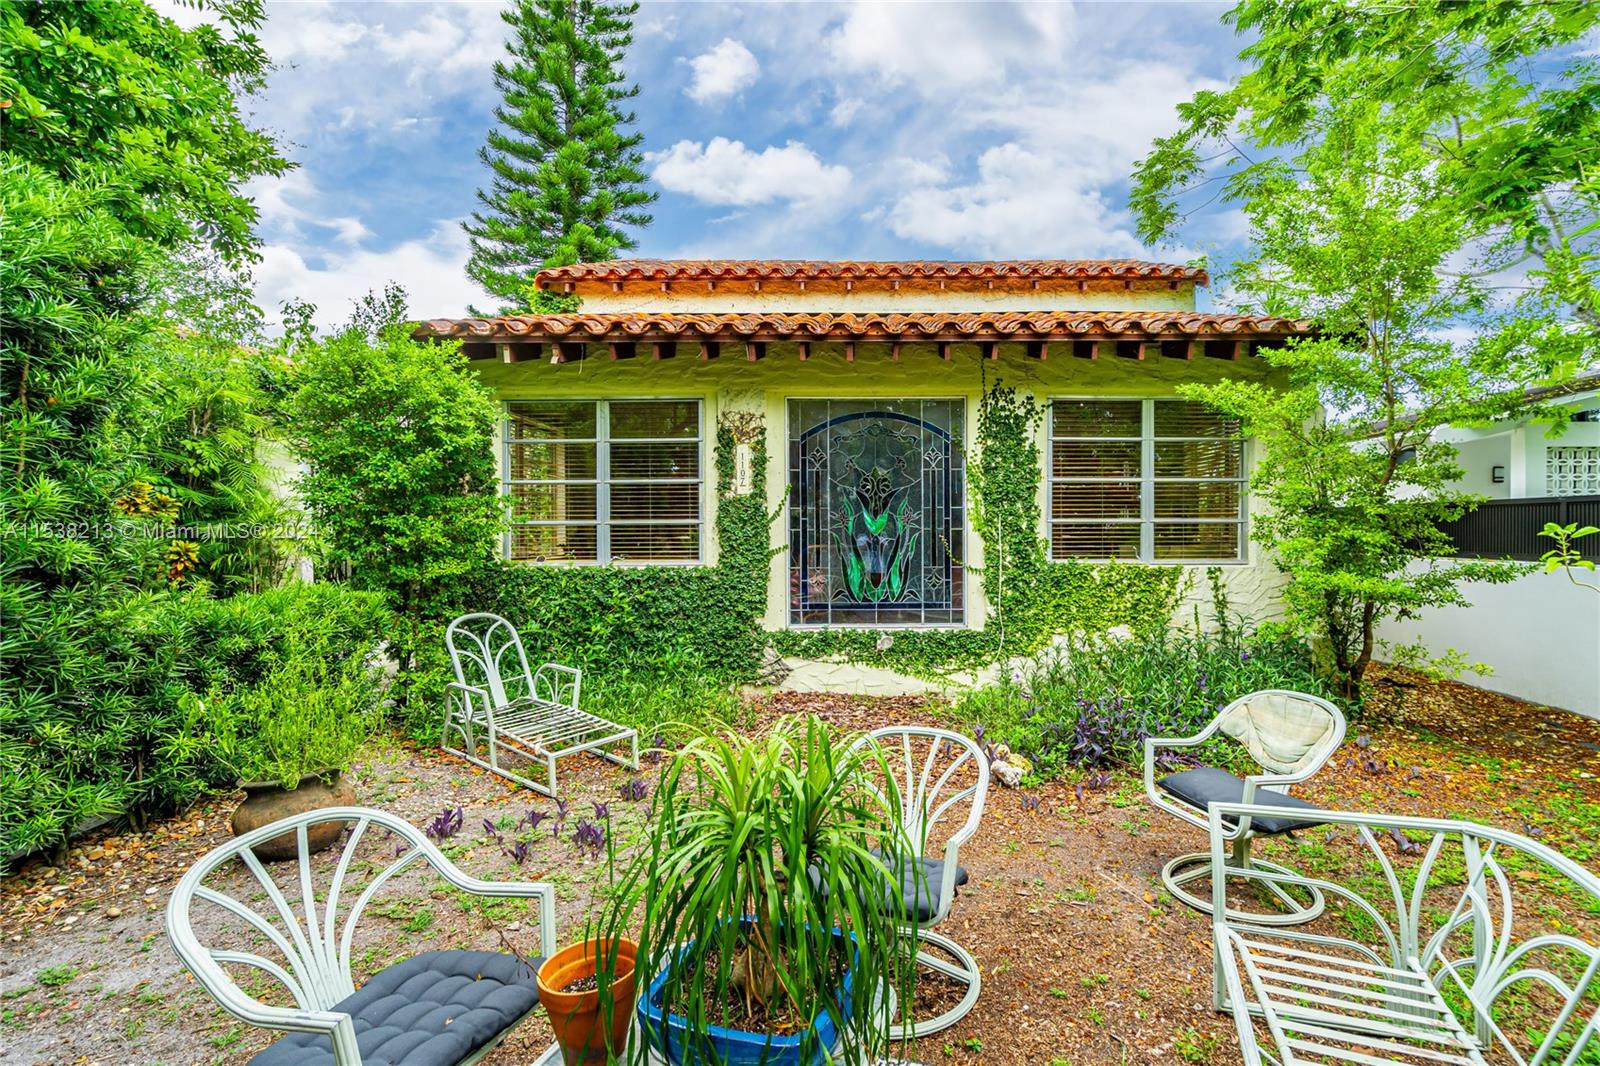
[1241, 766, 1319, 797]
[532, 664, 582, 708]
[172, 961, 362, 1064]
[935, 838, 966, 923]
[447, 680, 496, 724]
[1144, 732, 1246, 838]
[1147, 714, 1226, 753]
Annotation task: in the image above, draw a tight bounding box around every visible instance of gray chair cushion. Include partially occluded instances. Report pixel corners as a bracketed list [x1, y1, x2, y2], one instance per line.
[872, 849, 970, 923]
[248, 950, 543, 1066]
[1157, 766, 1327, 835]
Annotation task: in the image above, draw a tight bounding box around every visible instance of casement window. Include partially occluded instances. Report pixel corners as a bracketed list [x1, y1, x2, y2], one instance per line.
[504, 399, 703, 564]
[1049, 398, 1245, 562]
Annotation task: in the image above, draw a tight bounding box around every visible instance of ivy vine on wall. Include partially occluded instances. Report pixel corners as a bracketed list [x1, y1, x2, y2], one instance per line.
[477, 409, 776, 680]
[776, 383, 1183, 676]
[480, 386, 1182, 682]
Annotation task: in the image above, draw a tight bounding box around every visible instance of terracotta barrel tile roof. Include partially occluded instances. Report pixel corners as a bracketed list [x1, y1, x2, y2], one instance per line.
[533, 258, 1208, 287]
[417, 310, 1308, 341]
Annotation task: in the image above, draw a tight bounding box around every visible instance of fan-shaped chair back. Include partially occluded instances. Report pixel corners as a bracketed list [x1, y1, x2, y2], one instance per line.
[848, 727, 989, 858]
[446, 613, 536, 709]
[167, 807, 554, 1016]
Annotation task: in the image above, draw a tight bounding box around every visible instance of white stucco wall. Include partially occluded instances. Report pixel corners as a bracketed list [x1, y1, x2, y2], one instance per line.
[1378, 563, 1600, 718]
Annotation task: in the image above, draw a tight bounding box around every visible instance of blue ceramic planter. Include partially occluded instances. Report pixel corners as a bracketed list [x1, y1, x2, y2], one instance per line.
[634, 926, 856, 1066]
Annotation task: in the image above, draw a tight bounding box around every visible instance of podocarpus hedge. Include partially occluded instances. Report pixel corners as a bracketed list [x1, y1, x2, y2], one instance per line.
[0, 583, 388, 858]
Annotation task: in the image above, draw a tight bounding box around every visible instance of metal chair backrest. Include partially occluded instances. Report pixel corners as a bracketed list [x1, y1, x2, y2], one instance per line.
[167, 808, 473, 1013]
[1216, 689, 1345, 782]
[848, 727, 989, 859]
[446, 612, 535, 710]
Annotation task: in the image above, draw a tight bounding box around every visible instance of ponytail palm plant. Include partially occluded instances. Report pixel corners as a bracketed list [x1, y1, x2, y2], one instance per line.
[601, 715, 919, 1063]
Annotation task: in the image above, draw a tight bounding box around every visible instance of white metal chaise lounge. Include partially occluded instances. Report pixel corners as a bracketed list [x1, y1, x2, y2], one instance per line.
[1208, 802, 1600, 1066]
[1145, 688, 1346, 926]
[166, 806, 562, 1066]
[444, 612, 638, 797]
[848, 726, 990, 1039]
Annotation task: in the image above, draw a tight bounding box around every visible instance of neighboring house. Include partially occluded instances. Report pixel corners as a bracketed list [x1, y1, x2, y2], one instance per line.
[415, 259, 1310, 657]
[1439, 371, 1600, 501]
[1381, 372, 1600, 718]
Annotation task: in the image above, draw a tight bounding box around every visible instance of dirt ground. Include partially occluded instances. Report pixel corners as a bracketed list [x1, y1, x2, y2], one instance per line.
[2, 667, 1597, 1066]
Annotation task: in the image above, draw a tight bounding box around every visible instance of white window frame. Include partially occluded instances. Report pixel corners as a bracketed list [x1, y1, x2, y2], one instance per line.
[502, 398, 705, 566]
[1047, 396, 1248, 564]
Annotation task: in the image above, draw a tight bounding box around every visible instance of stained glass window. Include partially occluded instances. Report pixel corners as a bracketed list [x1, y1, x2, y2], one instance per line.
[789, 399, 965, 626]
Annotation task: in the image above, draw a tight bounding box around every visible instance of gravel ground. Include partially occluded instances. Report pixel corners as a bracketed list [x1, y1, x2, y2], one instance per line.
[2, 671, 1597, 1066]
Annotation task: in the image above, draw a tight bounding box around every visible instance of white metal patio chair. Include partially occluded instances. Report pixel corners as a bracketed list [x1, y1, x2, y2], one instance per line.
[444, 612, 638, 797]
[166, 806, 561, 1066]
[848, 726, 990, 1040]
[1208, 802, 1600, 1066]
[1145, 689, 1345, 926]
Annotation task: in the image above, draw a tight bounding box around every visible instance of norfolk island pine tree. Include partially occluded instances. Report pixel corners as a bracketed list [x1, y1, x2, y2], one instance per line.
[464, 0, 656, 310]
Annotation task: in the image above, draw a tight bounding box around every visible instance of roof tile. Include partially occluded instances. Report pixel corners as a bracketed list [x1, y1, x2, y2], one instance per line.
[534, 258, 1208, 287]
[418, 310, 1308, 341]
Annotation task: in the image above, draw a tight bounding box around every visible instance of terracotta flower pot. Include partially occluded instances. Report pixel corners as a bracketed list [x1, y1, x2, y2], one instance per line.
[537, 937, 638, 1066]
[230, 770, 355, 861]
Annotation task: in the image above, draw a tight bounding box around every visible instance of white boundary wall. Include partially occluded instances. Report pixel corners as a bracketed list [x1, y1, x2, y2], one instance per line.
[1378, 563, 1600, 719]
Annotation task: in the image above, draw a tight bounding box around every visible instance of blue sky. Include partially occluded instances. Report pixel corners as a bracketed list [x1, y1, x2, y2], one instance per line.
[167, 1, 1257, 328]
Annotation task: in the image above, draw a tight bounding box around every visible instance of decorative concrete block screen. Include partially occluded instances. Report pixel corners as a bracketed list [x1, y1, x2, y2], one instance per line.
[1547, 445, 1600, 496]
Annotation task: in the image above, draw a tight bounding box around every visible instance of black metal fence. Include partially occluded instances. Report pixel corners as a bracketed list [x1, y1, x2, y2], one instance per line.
[1441, 495, 1600, 560]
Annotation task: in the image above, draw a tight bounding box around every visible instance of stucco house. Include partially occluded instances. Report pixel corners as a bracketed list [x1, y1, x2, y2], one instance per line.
[1380, 370, 1600, 717]
[416, 259, 1311, 643]
[1436, 370, 1600, 501]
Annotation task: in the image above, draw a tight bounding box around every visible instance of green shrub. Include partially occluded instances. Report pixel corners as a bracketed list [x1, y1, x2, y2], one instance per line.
[0, 582, 388, 856]
[198, 657, 382, 789]
[281, 287, 506, 714]
[957, 624, 1334, 781]
[472, 563, 760, 679]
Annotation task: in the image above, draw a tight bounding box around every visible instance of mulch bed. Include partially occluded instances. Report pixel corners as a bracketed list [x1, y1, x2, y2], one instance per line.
[1, 672, 1596, 1066]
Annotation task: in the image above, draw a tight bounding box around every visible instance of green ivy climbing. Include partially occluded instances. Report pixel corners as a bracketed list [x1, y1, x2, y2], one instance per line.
[478, 385, 1181, 683]
[474, 410, 775, 681]
[776, 383, 1183, 677]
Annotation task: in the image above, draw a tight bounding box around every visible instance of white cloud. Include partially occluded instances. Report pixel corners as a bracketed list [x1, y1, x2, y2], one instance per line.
[271, 16, 369, 63]
[829, 97, 863, 127]
[254, 221, 481, 332]
[886, 143, 1143, 257]
[246, 172, 372, 245]
[895, 153, 953, 187]
[685, 38, 760, 103]
[827, 1, 1076, 94]
[373, 7, 506, 79]
[248, 2, 505, 138]
[969, 65, 1230, 181]
[650, 138, 852, 206]
[866, 56, 1230, 258]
